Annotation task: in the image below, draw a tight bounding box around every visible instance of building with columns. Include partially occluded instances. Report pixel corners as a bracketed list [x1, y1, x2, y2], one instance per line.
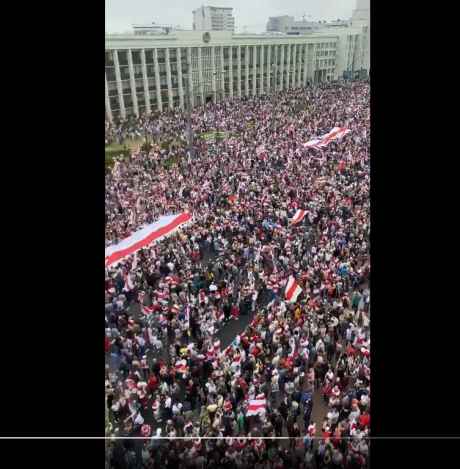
[105, 27, 369, 122]
[351, 0, 370, 73]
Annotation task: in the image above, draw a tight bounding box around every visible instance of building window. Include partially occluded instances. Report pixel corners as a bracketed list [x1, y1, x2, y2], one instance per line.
[106, 51, 114, 67]
[118, 51, 128, 66]
[157, 49, 165, 63]
[124, 95, 133, 107]
[109, 96, 119, 110]
[144, 50, 154, 64]
[132, 50, 142, 64]
[106, 67, 116, 82]
[108, 83, 118, 96]
[134, 65, 143, 79]
[120, 67, 130, 80]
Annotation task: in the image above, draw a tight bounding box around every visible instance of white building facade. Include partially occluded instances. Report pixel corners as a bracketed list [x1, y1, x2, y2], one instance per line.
[105, 29, 369, 122]
[351, 0, 370, 73]
[193, 6, 235, 32]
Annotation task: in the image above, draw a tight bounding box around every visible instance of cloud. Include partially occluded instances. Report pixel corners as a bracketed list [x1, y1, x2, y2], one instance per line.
[106, 0, 356, 34]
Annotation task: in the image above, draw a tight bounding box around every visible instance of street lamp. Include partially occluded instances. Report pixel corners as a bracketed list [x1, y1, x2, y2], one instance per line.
[184, 69, 217, 157]
[270, 63, 277, 93]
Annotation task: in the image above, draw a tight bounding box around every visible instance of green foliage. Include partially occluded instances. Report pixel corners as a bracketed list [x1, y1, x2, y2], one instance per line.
[140, 141, 153, 153]
[105, 144, 131, 169]
[163, 154, 181, 169]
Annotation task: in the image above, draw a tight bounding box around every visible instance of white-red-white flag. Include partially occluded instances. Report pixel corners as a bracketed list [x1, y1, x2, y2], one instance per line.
[291, 209, 306, 225]
[165, 275, 181, 287]
[142, 304, 155, 315]
[285, 276, 302, 303]
[304, 127, 351, 149]
[105, 212, 192, 267]
[175, 359, 188, 375]
[246, 394, 266, 416]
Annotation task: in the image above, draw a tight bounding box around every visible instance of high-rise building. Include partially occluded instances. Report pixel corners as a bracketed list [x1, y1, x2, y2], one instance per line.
[352, 0, 370, 24]
[193, 6, 235, 32]
[105, 29, 369, 121]
[266, 16, 295, 33]
[267, 16, 349, 35]
[351, 0, 370, 74]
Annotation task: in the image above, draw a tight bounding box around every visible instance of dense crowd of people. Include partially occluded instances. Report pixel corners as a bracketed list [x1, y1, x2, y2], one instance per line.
[105, 80, 370, 469]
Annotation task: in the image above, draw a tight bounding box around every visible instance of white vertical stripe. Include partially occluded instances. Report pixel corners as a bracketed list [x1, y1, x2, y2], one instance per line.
[177, 47, 184, 110]
[165, 48, 173, 109]
[245, 46, 249, 96]
[113, 50, 126, 118]
[127, 49, 139, 116]
[237, 45, 242, 97]
[229, 46, 233, 98]
[105, 73, 112, 122]
[140, 49, 151, 114]
[153, 49, 162, 112]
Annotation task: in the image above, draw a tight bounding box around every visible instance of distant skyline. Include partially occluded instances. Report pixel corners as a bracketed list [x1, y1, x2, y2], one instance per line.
[106, 0, 357, 34]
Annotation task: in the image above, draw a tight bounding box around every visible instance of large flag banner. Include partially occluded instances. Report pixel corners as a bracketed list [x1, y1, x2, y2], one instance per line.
[246, 394, 267, 416]
[285, 276, 302, 303]
[291, 209, 307, 225]
[304, 127, 351, 149]
[105, 212, 192, 267]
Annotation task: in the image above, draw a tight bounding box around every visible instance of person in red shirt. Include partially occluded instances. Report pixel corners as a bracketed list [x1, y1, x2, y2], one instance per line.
[231, 304, 240, 320]
[359, 411, 370, 429]
[105, 336, 111, 353]
[147, 374, 158, 396]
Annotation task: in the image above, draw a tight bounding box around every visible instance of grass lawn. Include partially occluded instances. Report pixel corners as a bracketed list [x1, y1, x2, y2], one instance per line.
[105, 138, 145, 169]
[105, 137, 144, 153]
[105, 136, 185, 170]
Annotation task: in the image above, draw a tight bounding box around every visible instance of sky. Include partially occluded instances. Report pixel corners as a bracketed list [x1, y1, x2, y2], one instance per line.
[106, 0, 357, 34]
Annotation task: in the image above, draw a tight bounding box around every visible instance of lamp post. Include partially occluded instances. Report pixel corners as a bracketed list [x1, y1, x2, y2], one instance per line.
[184, 70, 217, 157]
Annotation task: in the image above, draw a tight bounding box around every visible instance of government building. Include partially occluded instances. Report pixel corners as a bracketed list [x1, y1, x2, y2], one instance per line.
[105, 23, 369, 121]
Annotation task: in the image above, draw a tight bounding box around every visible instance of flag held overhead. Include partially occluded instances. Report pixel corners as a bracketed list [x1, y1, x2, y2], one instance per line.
[285, 276, 302, 303]
[291, 209, 306, 225]
[304, 127, 351, 149]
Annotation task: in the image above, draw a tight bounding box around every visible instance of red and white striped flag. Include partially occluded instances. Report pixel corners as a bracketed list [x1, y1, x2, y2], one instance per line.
[165, 275, 181, 287]
[285, 276, 302, 303]
[170, 304, 180, 314]
[291, 209, 306, 225]
[246, 394, 266, 416]
[304, 127, 351, 149]
[105, 212, 192, 267]
[175, 359, 188, 375]
[142, 304, 155, 315]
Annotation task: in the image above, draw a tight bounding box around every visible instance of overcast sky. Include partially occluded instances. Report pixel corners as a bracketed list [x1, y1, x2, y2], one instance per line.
[106, 0, 357, 34]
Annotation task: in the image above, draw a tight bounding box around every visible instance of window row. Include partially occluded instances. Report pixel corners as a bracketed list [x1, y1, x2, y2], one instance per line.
[106, 44, 333, 68]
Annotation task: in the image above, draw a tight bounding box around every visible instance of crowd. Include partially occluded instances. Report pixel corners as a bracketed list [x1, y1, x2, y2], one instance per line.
[105, 80, 370, 469]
